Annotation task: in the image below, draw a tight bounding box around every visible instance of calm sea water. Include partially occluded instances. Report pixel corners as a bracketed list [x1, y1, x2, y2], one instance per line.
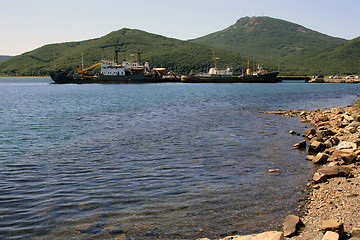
[1, 77, 359, 239]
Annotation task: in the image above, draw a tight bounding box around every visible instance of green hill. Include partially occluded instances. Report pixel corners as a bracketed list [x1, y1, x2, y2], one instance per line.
[294, 36, 360, 76]
[0, 29, 248, 76]
[1, 17, 359, 77]
[192, 16, 347, 74]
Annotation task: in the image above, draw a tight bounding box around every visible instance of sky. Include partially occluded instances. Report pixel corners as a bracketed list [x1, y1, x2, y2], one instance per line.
[1, 0, 360, 56]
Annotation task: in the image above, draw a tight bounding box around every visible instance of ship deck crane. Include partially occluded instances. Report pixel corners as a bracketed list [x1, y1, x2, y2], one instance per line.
[76, 62, 101, 74]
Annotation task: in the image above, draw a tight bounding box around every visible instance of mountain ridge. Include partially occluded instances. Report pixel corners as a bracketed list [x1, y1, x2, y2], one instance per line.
[0, 16, 359, 76]
[192, 16, 346, 61]
[0, 28, 248, 76]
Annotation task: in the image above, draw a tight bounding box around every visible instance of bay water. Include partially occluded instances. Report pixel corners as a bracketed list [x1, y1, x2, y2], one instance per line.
[1, 77, 359, 239]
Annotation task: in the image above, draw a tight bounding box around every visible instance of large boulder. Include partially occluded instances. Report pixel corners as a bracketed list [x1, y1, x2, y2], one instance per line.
[336, 141, 357, 150]
[347, 121, 360, 133]
[309, 141, 326, 154]
[331, 149, 357, 164]
[322, 231, 339, 240]
[313, 166, 352, 183]
[321, 219, 344, 238]
[283, 215, 304, 237]
[313, 152, 329, 164]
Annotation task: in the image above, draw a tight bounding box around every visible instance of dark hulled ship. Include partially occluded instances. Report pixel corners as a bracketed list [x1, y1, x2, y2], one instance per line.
[48, 50, 178, 84]
[181, 55, 280, 83]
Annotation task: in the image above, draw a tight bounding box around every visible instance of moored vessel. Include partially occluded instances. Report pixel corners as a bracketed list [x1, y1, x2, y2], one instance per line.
[181, 55, 280, 83]
[48, 50, 179, 84]
[239, 63, 280, 83]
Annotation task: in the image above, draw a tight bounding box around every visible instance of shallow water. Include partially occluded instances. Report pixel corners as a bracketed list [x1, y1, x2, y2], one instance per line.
[0, 78, 359, 239]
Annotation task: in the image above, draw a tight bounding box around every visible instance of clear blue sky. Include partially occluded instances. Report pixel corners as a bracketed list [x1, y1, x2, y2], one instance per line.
[1, 0, 359, 56]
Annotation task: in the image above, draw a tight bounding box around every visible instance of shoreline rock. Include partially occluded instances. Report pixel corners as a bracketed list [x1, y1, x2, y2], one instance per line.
[199, 102, 360, 240]
[268, 104, 360, 240]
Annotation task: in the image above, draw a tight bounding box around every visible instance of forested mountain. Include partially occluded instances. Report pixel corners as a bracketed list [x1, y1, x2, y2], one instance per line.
[0, 29, 247, 76]
[293, 36, 360, 76]
[192, 16, 346, 61]
[0, 17, 359, 76]
[192, 16, 354, 75]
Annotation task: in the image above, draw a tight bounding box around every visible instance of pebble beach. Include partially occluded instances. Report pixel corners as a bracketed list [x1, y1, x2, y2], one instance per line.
[200, 100, 360, 240]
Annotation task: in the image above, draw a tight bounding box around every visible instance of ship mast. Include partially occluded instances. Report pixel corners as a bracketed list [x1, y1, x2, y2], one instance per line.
[246, 59, 251, 75]
[81, 51, 84, 71]
[53, 50, 56, 70]
[137, 49, 142, 64]
[212, 50, 219, 71]
[114, 47, 120, 64]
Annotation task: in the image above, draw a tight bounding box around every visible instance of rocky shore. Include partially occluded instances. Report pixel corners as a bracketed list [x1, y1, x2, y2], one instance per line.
[324, 78, 360, 84]
[199, 101, 360, 240]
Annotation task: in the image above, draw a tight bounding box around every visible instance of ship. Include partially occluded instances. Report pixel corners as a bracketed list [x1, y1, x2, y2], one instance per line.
[181, 55, 280, 83]
[48, 50, 179, 84]
[240, 63, 280, 83]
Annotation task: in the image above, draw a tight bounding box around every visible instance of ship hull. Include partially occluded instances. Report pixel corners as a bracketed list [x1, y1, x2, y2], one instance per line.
[181, 72, 280, 83]
[181, 75, 240, 83]
[48, 70, 179, 84]
[240, 71, 280, 83]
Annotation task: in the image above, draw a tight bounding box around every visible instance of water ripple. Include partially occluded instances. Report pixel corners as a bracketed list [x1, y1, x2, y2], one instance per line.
[1, 80, 360, 239]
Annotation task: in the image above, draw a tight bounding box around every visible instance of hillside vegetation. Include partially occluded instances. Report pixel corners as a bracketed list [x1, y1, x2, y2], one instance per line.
[192, 16, 351, 75]
[0, 17, 359, 76]
[294, 37, 360, 76]
[0, 29, 248, 76]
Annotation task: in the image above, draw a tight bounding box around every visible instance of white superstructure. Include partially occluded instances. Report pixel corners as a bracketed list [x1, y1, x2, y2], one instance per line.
[208, 67, 233, 75]
[100, 60, 126, 76]
[100, 59, 151, 76]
